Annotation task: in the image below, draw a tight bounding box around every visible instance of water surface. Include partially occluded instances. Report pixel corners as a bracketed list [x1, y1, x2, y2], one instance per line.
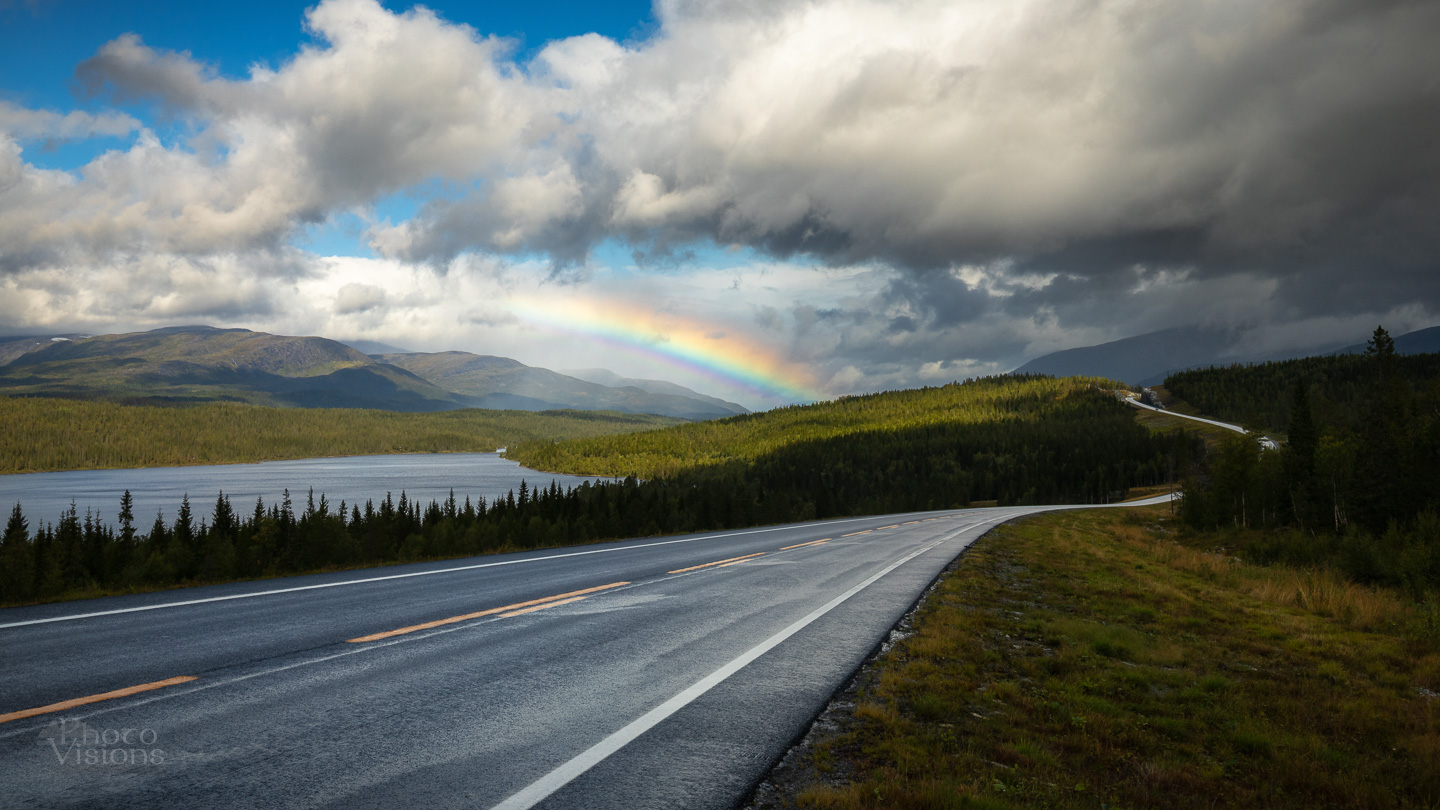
[0, 454, 606, 526]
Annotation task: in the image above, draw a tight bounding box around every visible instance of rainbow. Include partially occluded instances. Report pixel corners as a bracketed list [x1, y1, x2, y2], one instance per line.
[511, 297, 825, 404]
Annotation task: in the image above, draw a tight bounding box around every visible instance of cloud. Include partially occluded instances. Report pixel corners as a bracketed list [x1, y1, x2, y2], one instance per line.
[1, 0, 1438, 401]
[334, 282, 385, 314]
[0, 102, 139, 141]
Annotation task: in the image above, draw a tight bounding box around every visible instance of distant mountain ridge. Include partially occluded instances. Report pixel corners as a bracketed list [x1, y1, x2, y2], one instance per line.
[1014, 324, 1440, 386]
[380, 352, 749, 420]
[0, 326, 472, 411]
[1332, 325, 1440, 356]
[0, 325, 749, 419]
[561, 368, 748, 414]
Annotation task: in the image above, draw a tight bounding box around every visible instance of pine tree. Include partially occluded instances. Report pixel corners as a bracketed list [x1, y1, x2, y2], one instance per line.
[175, 495, 195, 550]
[118, 490, 135, 546]
[1356, 326, 1413, 532]
[1, 503, 33, 604]
[1284, 378, 1320, 529]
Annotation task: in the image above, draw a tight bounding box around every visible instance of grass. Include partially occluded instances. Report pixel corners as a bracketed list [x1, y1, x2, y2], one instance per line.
[755, 507, 1440, 809]
[1131, 407, 1240, 449]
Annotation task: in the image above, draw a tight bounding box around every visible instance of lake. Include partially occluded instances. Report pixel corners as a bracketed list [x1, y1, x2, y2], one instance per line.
[0, 454, 610, 526]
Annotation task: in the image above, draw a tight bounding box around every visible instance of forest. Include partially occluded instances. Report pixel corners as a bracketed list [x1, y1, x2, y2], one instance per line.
[1165, 349, 1440, 434]
[1178, 327, 1440, 595]
[505, 374, 1142, 479]
[0, 376, 1196, 605]
[0, 397, 679, 474]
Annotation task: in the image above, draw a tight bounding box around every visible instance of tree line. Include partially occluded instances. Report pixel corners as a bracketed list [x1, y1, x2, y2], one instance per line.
[1178, 327, 1440, 596]
[1, 377, 1196, 605]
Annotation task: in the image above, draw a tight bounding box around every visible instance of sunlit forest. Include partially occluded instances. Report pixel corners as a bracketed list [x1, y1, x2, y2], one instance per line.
[506, 374, 1147, 479]
[0, 397, 679, 474]
[0, 376, 1195, 605]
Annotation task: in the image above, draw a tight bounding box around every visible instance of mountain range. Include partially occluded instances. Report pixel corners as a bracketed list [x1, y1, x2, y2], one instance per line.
[1013, 324, 1440, 386]
[0, 326, 749, 419]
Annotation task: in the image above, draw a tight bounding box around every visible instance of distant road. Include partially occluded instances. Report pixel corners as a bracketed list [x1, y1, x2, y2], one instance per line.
[1125, 397, 1279, 450]
[1, 497, 1168, 810]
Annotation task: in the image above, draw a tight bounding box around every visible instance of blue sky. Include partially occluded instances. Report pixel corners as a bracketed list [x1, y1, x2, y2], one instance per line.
[0, 0, 1435, 407]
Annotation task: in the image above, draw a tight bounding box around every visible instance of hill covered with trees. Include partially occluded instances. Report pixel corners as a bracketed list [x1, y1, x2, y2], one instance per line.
[0, 375, 1196, 605]
[1177, 328, 1440, 595]
[1165, 350, 1440, 435]
[0, 397, 679, 474]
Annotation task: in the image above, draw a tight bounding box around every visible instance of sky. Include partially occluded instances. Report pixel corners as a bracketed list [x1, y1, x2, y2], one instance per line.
[1, 0, 1437, 410]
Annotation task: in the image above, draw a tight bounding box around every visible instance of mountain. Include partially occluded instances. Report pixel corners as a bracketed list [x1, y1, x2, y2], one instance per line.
[0, 326, 474, 411]
[1008, 324, 1438, 386]
[378, 352, 748, 420]
[0, 334, 89, 367]
[1012, 326, 1250, 386]
[339, 338, 413, 355]
[561, 368, 749, 414]
[1333, 325, 1440, 356]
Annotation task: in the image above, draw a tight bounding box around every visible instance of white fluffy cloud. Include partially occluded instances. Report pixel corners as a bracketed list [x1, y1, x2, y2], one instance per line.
[1, 0, 1437, 400]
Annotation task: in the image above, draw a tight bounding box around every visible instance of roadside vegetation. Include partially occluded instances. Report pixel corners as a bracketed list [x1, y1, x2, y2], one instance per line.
[0, 396, 679, 474]
[755, 506, 1440, 810]
[0, 376, 1194, 606]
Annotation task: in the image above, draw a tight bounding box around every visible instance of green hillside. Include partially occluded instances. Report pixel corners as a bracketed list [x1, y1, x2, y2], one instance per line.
[0, 326, 474, 411]
[507, 374, 1140, 479]
[0, 396, 680, 474]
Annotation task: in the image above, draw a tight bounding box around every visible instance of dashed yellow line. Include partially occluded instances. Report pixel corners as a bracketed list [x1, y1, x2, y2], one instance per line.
[0, 676, 198, 725]
[668, 552, 766, 574]
[347, 581, 630, 642]
[841, 530, 873, 537]
[902, 521, 920, 525]
[877, 525, 899, 530]
[780, 538, 831, 550]
[498, 595, 591, 618]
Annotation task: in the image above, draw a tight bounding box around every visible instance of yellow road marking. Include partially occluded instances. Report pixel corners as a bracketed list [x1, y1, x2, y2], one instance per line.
[0, 676, 197, 725]
[877, 525, 899, 530]
[841, 530, 873, 537]
[499, 595, 590, 618]
[347, 581, 630, 642]
[903, 521, 920, 525]
[668, 553, 765, 574]
[780, 538, 830, 550]
[716, 556, 764, 568]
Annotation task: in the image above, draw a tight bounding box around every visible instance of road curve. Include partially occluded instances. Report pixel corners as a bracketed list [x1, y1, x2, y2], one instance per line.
[1, 497, 1167, 809]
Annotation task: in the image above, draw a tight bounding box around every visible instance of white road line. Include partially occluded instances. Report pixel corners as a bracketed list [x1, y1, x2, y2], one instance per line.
[0, 515, 899, 629]
[487, 517, 1006, 810]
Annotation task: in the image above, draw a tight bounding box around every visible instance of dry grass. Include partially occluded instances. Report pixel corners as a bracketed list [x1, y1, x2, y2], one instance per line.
[754, 507, 1440, 810]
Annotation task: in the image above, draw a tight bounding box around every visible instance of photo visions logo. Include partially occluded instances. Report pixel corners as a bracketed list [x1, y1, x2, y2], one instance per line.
[37, 718, 166, 766]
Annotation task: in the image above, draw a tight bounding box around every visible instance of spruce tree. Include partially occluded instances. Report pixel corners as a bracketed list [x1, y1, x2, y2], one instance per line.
[1, 503, 33, 604]
[1284, 378, 1319, 529]
[118, 490, 136, 548]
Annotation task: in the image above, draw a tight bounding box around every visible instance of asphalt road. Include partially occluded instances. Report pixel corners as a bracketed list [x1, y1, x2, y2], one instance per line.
[0, 498, 1166, 809]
